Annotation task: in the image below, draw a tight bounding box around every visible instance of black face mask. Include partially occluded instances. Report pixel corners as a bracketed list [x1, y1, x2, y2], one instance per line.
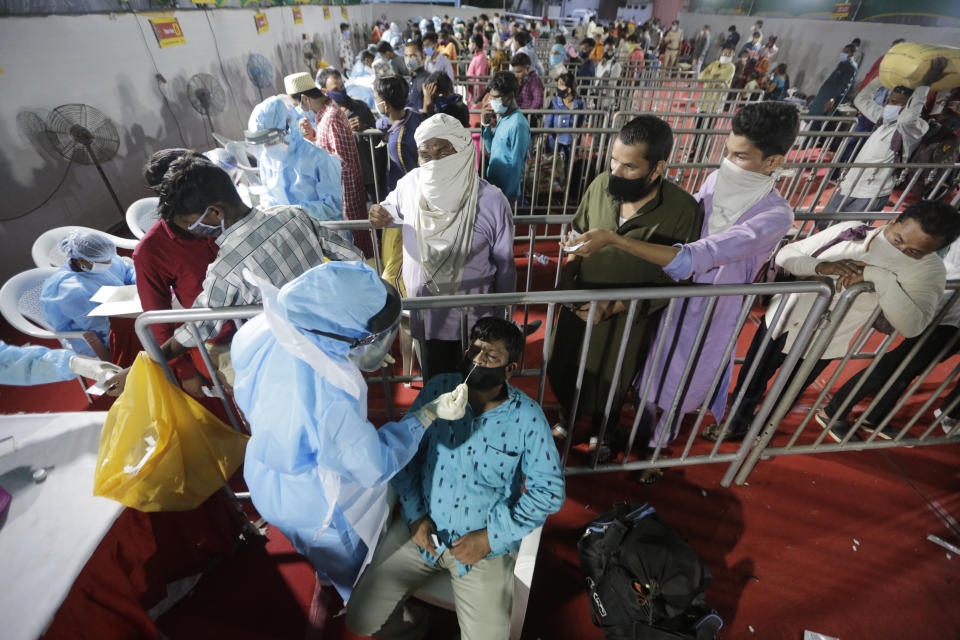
[459, 356, 508, 391]
[607, 169, 657, 203]
[603, 52, 614, 60]
[557, 88, 569, 98]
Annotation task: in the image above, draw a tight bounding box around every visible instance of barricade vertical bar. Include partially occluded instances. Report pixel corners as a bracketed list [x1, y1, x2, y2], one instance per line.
[807, 307, 885, 448]
[560, 302, 598, 467]
[918, 364, 960, 438]
[859, 327, 960, 444]
[728, 282, 856, 486]
[650, 297, 717, 463]
[622, 298, 679, 462]
[708, 299, 791, 458]
[681, 294, 755, 460]
[592, 300, 639, 468]
[187, 322, 244, 434]
[538, 302, 556, 406]
[136, 321, 179, 385]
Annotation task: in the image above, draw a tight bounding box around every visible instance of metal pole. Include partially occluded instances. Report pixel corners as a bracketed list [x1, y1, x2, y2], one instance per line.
[729, 281, 863, 486]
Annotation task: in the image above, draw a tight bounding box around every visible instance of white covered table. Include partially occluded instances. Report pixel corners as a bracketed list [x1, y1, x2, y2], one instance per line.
[0, 411, 121, 640]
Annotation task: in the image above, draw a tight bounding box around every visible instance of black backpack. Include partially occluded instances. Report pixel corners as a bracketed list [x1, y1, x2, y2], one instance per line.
[578, 502, 723, 640]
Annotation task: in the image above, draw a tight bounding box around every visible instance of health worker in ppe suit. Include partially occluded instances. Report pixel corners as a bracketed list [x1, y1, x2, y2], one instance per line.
[0, 340, 120, 387]
[246, 95, 344, 222]
[40, 231, 136, 358]
[231, 260, 467, 603]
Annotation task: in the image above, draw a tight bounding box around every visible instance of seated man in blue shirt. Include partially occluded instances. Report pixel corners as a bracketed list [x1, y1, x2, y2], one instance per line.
[481, 71, 531, 205]
[347, 317, 565, 639]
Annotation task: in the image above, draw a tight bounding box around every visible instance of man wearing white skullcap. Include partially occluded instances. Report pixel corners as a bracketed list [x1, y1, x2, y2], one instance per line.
[369, 113, 516, 378]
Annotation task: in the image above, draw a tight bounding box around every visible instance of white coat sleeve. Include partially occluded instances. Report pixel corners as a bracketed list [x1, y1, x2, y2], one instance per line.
[775, 222, 860, 277]
[864, 261, 945, 338]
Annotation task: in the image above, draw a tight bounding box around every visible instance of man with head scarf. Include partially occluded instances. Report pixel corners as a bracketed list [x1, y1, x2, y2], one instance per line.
[40, 231, 137, 359]
[246, 95, 343, 222]
[232, 261, 467, 612]
[369, 114, 516, 379]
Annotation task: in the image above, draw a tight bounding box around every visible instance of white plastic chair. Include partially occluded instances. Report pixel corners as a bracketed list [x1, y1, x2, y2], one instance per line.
[31, 226, 139, 269]
[0, 268, 111, 401]
[374, 491, 541, 639]
[412, 526, 543, 640]
[125, 197, 160, 239]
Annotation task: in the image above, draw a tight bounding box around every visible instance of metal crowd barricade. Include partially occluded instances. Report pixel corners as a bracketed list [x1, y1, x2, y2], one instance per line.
[133, 281, 832, 486]
[454, 75, 765, 112]
[357, 125, 960, 252]
[731, 281, 960, 486]
[132, 278, 960, 490]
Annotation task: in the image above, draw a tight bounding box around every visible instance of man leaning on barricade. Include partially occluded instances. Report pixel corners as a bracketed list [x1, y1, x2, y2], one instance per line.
[703, 200, 960, 444]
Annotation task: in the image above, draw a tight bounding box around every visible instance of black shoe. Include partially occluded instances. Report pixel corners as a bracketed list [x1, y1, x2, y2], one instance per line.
[826, 421, 859, 443]
[862, 423, 900, 440]
[523, 319, 542, 337]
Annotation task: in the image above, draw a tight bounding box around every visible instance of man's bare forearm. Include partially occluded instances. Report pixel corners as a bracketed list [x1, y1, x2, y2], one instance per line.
[611, 235, 682, 267]
[160, 337, 188, 362]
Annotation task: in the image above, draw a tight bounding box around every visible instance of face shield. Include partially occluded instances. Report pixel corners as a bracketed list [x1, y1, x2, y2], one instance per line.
[244, 126, 289, 162]
[306, 281, 402, 371]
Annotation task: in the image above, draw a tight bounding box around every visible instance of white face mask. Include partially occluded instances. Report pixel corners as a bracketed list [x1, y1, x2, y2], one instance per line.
[86, 261, 111, 273]
[719, 55, 732, 65]
[710, 157, 778, 235]
[882, 104, 903, 123]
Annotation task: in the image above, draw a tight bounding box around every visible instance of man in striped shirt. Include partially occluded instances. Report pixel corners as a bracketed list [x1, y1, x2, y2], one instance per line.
[107, 156, 363, 395]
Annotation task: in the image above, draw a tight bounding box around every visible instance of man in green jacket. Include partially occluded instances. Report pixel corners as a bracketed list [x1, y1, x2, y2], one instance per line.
[548, 115, 703, 449]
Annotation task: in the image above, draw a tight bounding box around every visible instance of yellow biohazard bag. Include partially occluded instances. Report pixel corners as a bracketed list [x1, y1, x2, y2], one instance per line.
[93, 352, 248, 512]
[879, 42, 960, 91]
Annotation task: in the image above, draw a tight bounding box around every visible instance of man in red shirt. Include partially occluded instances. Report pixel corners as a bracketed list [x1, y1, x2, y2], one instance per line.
[134, 149, 224, 398]
[289, 71, 372, 258]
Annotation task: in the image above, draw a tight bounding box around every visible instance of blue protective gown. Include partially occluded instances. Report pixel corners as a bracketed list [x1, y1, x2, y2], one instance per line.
[0, 341, 74, 385]
[231, 263, 426, 600]
[39, 258, 136, 356]
[249, 96, 344, 222]
[346, 83, 377, 111]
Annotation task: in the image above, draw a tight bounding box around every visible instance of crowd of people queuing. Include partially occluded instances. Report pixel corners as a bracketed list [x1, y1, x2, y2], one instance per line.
[13, 8, 960, 638]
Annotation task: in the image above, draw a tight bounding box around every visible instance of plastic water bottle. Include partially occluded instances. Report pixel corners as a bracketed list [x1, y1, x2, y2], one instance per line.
[522, 250, 550, 265]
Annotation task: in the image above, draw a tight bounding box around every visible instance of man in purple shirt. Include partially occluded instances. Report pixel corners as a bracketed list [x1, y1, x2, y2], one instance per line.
[566, 102, 799, 483]
[511, 52, 545, 111]
[369, 114, 517, 379]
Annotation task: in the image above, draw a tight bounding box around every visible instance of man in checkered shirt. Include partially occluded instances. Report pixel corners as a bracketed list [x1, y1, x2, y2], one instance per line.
[107, 155, 363, 396]
[294, 69, 372, 258]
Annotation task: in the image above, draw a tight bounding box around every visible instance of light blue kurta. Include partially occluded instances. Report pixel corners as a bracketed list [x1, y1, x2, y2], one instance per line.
[636, 170, 794, 447]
